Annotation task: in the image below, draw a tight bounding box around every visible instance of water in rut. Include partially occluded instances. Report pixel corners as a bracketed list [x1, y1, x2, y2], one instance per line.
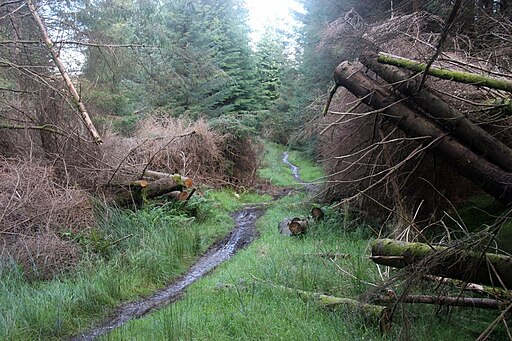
[72, 152, 304, 340]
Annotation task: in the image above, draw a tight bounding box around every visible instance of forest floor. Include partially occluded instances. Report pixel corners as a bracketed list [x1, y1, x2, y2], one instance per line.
[0, 142, 502, 340]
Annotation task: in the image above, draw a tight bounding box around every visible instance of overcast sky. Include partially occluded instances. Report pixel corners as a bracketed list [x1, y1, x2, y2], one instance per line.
[245, 0, 304, 42]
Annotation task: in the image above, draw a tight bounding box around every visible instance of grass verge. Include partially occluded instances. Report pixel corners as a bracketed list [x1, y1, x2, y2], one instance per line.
[102, 193, 490, 340]
[0, 190, 269, 340]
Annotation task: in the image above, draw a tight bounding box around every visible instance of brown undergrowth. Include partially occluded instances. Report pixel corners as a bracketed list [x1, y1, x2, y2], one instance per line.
[0, 100, 259, 280]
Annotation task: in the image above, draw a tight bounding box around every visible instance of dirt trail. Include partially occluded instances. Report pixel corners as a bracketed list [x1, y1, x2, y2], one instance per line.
[71, 151, 307, 340]
[71, 206, 264, 340]
[283, 151, 319, 193]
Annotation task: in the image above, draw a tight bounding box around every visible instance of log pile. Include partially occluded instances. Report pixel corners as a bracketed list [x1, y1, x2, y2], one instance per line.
[115, 170, 194, 207]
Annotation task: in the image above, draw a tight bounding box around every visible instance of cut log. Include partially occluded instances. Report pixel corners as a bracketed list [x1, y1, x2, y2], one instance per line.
[311, 207, 325, 221]
[289, 219, 308, 235]
[164, 191, 189, 201]
[264, 281, 391, 334]
[371, 238, 512, 289]
[375, 294, 508, 310]
[116, 176, 188, 207]
[377, 52, 512, 93]
[334, 61, 512, 205]
[143, 170, 193, 188]
[360, 51, 512, 172]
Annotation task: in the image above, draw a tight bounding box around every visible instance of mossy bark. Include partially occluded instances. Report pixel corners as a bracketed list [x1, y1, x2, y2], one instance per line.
[371, 238, 512, 289]
[376, 294, 507, 309]
[377, 52, 512, 93]
[275, 284, 392, 334]
[360, 51, 512, 172]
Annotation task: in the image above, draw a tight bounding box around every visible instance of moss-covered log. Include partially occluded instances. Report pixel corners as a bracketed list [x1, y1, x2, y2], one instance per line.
[377, 52, 512, 93]
[267, 282, 391, 334]
[371, 238, 512, 289]
[333, 61, 512, 205]
[360, 51, 512, 172]
[375, 294, 508, 310]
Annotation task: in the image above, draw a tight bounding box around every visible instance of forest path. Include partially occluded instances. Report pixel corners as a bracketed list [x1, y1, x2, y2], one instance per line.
[71, 151, 306, 340]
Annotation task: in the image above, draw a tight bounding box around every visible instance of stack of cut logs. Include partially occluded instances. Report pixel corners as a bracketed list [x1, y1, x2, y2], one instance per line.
[116, 170, 194, 207]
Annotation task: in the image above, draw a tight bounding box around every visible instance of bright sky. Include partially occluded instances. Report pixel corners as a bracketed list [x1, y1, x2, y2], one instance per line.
[245, 0, 304, 42]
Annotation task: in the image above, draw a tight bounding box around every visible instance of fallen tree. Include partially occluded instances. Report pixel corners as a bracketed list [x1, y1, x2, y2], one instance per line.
[377, 52, 512, 93]
[371, 238, 512, 289]
[359, 51, 512, 172]
[333, 61, 512, 205]
[252, 276, 391, 334]
[375, 294, 508, 310]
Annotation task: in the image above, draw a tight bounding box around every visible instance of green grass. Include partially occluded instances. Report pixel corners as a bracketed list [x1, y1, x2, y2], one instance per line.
[0, 190, 268, 340]
[258, 142, 298, 187]
[287, 149, 324, 183]
[102, 194, 492, 341]
[258, 141, 324, 187]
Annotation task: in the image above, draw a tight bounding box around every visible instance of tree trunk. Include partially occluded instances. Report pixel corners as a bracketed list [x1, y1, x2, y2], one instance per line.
[360, 51, 512, 172]
[26, 0, 102, 145]
[377, 52, 512, 93]
[333, 61, 512, 205]
[261, 281, 391, 334]
[375, 294, 508, 310]
[116, 175, 190, 206]
[371, 238, 512, 289]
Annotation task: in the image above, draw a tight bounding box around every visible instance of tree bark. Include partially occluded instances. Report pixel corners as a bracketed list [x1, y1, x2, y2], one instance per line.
[116, 175, 190, 206]
[377, 52, 512, 93]
[26, 0, 102, 145]
[375, 294, 508, 310]
[360, 51, 512, 172]
[143, 170, 193, 188]
[333, 61, 512, 205]
[371, 238, 512, 289]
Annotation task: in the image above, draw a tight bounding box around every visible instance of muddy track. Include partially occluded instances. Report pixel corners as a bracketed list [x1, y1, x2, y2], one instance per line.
[71, 152, 305, 340]
[71, 206, 265, 340]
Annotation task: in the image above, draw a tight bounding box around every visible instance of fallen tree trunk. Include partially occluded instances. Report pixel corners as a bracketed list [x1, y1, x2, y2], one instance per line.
[360, 51, 512, 172]
[143, 170, 193, 188]
[371, 238, 512, 289]
[27, 0, 102, 144]
[254, 278, 391, 334]
[375, 294, 508, 310]
[116, 175, 191, 206]
[333, 61, 512, 205]
[377, 52, 512, 93]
